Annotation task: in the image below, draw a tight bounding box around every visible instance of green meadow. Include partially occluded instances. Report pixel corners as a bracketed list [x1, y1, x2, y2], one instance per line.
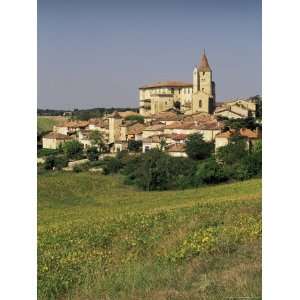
[38, 172, 261, 300]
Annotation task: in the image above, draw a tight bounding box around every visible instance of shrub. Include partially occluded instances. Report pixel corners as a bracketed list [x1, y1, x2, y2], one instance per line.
[128, 140, 142, 152]
[62, 140, 84, 160]
[216, 139, 248, 165]
[125, 115, 144, 123]
[44, 155, 68, 170]
[186, 133, 214, 160]
[123, 150, 197, 191]
[37, 148, 60, 158]
[194, 158, 229, 185]
[87, 146, 99, 161]
[103, 158, 123, 175]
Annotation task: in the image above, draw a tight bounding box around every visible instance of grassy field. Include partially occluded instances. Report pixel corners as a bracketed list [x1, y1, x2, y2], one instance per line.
[37, 116, 67, 135]
[38, 172, 261, 300]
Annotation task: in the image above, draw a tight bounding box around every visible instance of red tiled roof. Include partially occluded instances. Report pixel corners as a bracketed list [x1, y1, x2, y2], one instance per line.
[166, 143, 186, 153]
[43, 132, 72, 140]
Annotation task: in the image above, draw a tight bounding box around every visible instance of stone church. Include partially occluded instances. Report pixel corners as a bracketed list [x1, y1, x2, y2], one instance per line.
[139, 51, 216, 116]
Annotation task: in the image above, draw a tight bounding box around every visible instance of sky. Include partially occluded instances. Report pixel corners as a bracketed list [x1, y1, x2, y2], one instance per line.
[38, 0, 261, 109]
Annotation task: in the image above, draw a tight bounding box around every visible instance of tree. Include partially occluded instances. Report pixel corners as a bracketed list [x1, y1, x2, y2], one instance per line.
[216, 138, 248, 165]
[195, 158, 229, 185]
[62, 140, 84, 159]
[87, 146, 99, 161]
[125, 115, 145, 123]
[159, 138, 167, 151]
[89, 130, 105, 152]
[185, 133, 214, 160]
[128, 140, 142, 152]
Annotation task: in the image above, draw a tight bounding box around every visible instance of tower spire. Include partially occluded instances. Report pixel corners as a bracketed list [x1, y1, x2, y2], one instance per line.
[198, 50, 211, 72]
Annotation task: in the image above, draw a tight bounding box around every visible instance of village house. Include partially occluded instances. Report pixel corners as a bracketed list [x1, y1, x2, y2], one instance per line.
[165, 143, 188, 158]
[215, 128, 262, 151]
[42, 132, 72, 149]
[214, 97, 257, 119]
[54, 120, 89, 135]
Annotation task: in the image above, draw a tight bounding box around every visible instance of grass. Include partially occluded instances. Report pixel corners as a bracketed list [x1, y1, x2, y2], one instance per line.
[37, 116, 67, 135]
[38, 172, 261, 300]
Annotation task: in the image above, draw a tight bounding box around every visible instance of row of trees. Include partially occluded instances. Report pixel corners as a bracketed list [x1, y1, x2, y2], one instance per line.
[101, 133, 262, 191]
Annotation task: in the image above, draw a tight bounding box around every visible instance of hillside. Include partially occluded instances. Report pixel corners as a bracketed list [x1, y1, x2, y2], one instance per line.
[37, 116, 67, 135]
[38, 172, 261, 300]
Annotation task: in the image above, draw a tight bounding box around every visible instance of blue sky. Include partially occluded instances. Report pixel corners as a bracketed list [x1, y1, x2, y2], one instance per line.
[38, 0, 261, 109]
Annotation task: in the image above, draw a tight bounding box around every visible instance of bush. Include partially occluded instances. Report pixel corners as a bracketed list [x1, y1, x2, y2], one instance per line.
[87, 146, 99, 161]
[122, 150, 197, 191]
[62, 140, 84, 160]
[37, 148, 60, 158]
[125, 115, 144, 123]
[103, 157, 124, 175]
[194, 158, 230, 185]
[186, 133, 214, 160]
[216, 139, 248, 165]
[128, 140, 142, 152]
[44, 155, 68, 170]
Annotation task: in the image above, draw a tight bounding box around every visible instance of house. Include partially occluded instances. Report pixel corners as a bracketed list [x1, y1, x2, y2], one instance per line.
[142, 124, 166, 139]
[165, 143, 188, 157]
[42, 132, 72, 149]
[215, 128, 262, 151]
[120, 122, 146, 141]
[142, 135, 162, 152]
[214, 97, 257, 119]
[54, 120, 89, 135]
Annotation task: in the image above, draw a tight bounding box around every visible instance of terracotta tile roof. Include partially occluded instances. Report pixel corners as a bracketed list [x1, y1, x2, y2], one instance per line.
[239, 128, 261, 139]
[171, 133, 187, 141]
[139, 81, 192, 89]
[142, 135, 162, 143]
[127, 123, 146, 135]
[198, 52, 212, 72]
[108, 111, 122, 119]
[118, 111, 139, 118]
[43, 132, 72, 140]
[166, 143, 186, 153]
[143, 124, 166, 131]
[215, 130, 236, 138]
[60, 120, 89, 128]
[149, 111, 184, 121]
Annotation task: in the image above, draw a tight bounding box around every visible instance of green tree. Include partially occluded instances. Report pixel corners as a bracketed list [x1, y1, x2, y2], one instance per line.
[185, 133, 213, 160]
[89, 130, 104, 152]
[216, 138, 248, 165]
[125, 115, 145, 123]
[86, 146, 99, 161]
[62, 140, 84, 159]
[128, 140, 142, 152]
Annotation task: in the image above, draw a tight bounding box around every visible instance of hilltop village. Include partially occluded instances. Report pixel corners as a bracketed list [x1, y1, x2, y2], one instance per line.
[42, 52, 262, 157]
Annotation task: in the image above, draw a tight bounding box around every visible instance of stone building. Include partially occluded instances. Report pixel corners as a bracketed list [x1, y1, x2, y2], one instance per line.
[139, 51, 215, 116]
[42, 132, 72, 149]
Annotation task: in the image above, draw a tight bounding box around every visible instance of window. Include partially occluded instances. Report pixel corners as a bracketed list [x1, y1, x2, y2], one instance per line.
[203, 72, 205, 76]
[202, 88, 204, 92]
[199, 100, 202, 107]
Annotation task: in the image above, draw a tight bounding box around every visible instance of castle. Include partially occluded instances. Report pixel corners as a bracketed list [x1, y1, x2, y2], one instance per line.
[139, 51, 216, 116]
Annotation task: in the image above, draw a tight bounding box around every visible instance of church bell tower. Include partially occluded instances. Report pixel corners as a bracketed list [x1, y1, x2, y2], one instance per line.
[192, 51, 216, 114]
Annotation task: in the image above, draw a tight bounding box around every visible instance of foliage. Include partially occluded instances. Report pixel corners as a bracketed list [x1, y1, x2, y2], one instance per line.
[88, 130, 104, 150]
[38, 172, 261, 300]
[185, 133, 214, 160]
[223, 117, 261, 131]
[122, 149, 197, 191]
[37, 148, 61, 158]
[216, 139, 248, 165]
[44, 155, 68, 170]
[86, 146, 99, 161]
[62, 140, 84, 160]
[103, 157, 124, 174]
[125, 115, 145, 123]
[194, 158, 230, 185]
[128, 140, 142, 152]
